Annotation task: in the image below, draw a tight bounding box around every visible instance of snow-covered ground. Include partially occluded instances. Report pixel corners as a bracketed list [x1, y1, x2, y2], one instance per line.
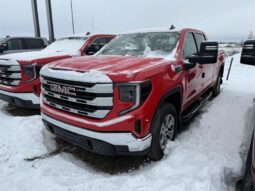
[0, 54, 255, 191]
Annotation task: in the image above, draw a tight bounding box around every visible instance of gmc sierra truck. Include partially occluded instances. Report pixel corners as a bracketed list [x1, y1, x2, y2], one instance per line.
[40, 28, 225, 160]
[0, 33, 115, 108]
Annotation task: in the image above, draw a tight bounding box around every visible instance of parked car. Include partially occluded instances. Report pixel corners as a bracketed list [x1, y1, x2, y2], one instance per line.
[40, 28, 224, 160]
[0, 36, 48, 55]
[0, 33, 115, 108]
[240, 39, 255, 191]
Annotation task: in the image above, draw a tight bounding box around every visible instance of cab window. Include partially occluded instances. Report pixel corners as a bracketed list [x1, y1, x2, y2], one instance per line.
[23, 39, 44, 49]
[194, 33, 207, 50]
[7, 39, 22, 50]
[182, 33, 198, 59]
[86, 37, 110, 55]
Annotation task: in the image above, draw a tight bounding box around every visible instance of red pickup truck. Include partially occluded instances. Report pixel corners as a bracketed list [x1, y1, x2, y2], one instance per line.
[0, 33, 115, 108]
[40, 28, 225, 160]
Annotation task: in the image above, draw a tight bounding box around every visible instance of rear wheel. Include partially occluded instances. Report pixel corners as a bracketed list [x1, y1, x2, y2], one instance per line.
[149, 103, 177, 161]
[212, 73, 222, 97]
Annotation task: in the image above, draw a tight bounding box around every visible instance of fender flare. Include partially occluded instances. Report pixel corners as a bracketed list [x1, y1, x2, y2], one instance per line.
[149, 85, 183, 132]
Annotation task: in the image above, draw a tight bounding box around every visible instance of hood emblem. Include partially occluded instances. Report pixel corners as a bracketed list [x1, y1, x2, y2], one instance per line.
[50, 84, 76, 96]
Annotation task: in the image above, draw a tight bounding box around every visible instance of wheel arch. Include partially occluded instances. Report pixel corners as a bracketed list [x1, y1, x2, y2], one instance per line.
[150, 86, 183, 133]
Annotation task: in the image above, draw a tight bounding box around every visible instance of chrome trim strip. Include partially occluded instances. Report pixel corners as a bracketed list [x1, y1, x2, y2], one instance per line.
[42, 113, 152, 152]
[41, 78, 113, 93]
[0, 73, 21, 78]
[43, 98, 110, 118]
[42, 88, 113, 106]
[0, 80, 20, 86]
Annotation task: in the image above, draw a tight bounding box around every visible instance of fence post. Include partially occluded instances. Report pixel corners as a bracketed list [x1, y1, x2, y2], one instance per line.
[226, 57, 234, 81]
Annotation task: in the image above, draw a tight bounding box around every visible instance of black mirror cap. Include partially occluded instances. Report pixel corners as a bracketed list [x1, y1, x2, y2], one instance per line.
[0, 43, 8, 51]
[241, 40, 255, 65]
[184, 62, 196, 70]
[189, 41, 218, 64]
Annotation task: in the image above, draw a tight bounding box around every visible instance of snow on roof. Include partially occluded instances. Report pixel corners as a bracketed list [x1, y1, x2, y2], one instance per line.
[60, 33, 113, 39]
[59, 33, 89, 39]
[122, 27, 180, 34]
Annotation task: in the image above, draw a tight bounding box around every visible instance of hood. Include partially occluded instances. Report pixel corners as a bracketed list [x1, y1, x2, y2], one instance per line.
[47, 55, 175, 82]
[0, 49, 80, 62]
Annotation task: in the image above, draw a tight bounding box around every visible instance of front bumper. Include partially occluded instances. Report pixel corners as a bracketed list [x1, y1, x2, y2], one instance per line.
[42, 113, 152, 155]
[0, 89, 40, 109]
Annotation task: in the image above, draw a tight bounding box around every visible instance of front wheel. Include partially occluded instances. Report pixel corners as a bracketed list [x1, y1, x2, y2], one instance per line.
[241, 136, 255, 191]
[149, 103, 177, 161]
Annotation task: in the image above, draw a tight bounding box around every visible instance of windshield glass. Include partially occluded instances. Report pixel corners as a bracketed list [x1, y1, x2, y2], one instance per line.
[43, 37, 88, 52]
[99, 32, 180, 58]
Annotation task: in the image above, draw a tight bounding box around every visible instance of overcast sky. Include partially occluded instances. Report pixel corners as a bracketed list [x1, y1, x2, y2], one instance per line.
[0, 0, 254, 42]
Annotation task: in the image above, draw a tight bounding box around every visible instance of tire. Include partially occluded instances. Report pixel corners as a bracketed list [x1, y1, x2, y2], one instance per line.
[148, 103, 177, 161]
[212, 73, 222, 97]
[241, 135, 254, 191]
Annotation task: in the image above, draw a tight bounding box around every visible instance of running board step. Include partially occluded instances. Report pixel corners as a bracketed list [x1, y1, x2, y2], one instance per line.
[181, 91, 212, 122]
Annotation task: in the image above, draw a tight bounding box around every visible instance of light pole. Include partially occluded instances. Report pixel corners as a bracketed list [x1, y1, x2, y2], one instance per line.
[45, 0, 55, 43]
[31, 0, 41, 37]
[70, 0, 75, 34]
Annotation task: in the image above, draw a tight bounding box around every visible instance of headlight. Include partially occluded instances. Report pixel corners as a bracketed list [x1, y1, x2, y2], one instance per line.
[118, 80, 152, 115]
[24, 65, 36, 82]
[119, 85, 137, 102]
[23, 64, 43, 83]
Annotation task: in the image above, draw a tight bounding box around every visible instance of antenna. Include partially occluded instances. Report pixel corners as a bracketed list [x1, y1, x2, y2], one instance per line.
[170, 25, 175, 30]
[70, 0, 75, 34]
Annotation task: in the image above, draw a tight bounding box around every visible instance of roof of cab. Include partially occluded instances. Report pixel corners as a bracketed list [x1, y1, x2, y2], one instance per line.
[121, 27, 203, 35]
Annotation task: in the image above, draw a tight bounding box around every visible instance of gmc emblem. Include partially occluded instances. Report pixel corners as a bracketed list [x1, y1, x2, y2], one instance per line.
[50, 84, 76, 96]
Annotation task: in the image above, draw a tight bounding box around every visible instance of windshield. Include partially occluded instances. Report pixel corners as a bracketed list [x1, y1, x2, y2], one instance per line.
[43, 37, 88, 52]
[99, 32, 180, 58]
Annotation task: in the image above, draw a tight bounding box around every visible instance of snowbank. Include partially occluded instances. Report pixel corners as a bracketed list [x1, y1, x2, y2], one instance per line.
[0, 54, 255, 191]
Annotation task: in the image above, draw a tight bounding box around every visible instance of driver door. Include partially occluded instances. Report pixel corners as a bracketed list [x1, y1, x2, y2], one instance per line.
[182, 32, 204, 103]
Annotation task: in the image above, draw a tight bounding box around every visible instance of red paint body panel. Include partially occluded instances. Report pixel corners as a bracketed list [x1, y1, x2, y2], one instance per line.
[41, 28, 225, 138]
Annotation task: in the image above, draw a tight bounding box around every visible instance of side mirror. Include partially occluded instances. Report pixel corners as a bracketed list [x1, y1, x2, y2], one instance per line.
[184, 62, 196, 70]
[189, 41, 218, 64]
[240, 40, 255, 65]
[0, 43, 8, 51]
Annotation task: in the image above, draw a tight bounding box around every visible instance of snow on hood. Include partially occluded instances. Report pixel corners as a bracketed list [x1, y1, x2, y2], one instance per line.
[0, 50, 80, 62]
[46, 55, 175, 81]
[41, 65, 112, 83]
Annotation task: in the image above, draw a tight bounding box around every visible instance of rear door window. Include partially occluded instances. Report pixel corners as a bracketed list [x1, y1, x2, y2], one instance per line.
[22, 39, 44, 49]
